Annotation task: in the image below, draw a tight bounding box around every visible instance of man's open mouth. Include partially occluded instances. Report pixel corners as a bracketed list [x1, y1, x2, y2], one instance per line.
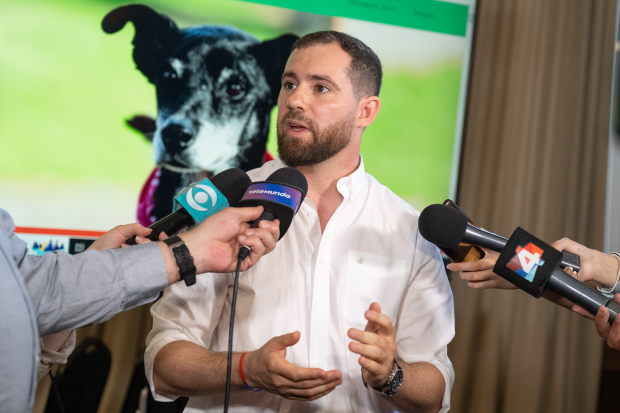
[287, 119, 309, 132]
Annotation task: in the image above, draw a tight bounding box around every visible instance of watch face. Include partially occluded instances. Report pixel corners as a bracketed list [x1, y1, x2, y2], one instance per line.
[390, 368, 403, 394]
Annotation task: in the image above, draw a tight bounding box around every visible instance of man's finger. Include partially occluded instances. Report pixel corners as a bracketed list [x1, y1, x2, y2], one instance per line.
[571, 305, 596, 320]
[228, 206, 265, 223]
[276, 363, 328, 382]
[607, 316, 620, 349]
[595, 306, 611, 338]
[364, 309, 393, 333]
[550, 238, 575, 253]
[285, 379, 341, 399]
[359, 355, 383, 376]
[117, 223, 152, 238]
[269, 331, 301, 351]
[348, 328, 382, 347]
[348, 340, 387, 364]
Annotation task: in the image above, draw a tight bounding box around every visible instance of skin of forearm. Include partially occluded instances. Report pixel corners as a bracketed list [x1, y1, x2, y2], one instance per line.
[377, 360, 445, 413]
[41, 330, 72, 351]
[153, 340, 247, 397]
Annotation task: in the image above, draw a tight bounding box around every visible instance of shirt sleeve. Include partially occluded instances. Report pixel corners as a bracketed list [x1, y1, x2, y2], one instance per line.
[2, 209, 169, 336]
[393, 229, 455, 413]
[38, 330, 76, 381]
[145, 270, 231, 402]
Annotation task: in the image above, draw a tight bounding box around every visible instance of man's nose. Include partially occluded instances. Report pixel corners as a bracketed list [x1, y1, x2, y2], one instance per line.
[287, 86, 308, 111]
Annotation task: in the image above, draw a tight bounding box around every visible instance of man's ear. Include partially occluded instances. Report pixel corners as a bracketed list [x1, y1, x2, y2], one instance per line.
[248, 34, 300, 106]
[357, 96, 381, 128]
[102, 4, 182, 84]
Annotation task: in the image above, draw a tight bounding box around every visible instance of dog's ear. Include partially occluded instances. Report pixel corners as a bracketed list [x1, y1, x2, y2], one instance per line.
[126, 115, 157, 142]
[248, 34, 299, 106]
[102, 4, 182, 84]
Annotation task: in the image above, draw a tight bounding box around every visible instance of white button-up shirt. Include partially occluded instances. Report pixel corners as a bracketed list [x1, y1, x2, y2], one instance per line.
[145, 157, 455, 413]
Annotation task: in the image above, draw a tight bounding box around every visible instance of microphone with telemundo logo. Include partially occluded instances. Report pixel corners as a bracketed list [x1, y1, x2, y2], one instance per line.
[126, 168, 251, 245]
[419, 204, 620, 323]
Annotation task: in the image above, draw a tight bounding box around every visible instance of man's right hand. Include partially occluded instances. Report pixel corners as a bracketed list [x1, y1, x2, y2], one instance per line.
[243, 331, 342, 401]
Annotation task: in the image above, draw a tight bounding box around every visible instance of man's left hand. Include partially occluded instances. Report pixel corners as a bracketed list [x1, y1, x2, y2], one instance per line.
[87, 223, 154, 252]
[347, 302, 397, 388]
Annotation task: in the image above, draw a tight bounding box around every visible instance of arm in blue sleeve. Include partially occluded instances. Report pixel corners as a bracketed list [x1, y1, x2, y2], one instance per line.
[2, 209, 168, 336]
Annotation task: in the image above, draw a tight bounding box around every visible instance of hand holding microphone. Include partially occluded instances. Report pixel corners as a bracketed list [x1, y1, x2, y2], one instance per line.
[126, 168, 252, 245]
[419, 204, 620, 323]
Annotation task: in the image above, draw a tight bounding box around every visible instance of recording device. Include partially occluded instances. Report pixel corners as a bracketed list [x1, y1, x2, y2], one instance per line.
[126, 168, 251, 245]
[237, 167, 308, 241]
[419, 204, 620, 323]
[224, 167, 307, 413]
[440, 199, 485, 263]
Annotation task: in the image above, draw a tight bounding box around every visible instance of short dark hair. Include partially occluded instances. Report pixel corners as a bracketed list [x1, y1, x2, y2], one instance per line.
[291, 31, 382, 98]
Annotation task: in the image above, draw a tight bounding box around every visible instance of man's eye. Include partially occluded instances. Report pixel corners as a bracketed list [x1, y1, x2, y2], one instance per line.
[283, 82, 296, 90]
[316, 85, 329, 93]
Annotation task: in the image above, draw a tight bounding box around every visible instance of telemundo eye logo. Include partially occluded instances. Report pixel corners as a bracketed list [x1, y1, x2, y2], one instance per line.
[186, 185, 218, 211]
[248, 189, 291, 199]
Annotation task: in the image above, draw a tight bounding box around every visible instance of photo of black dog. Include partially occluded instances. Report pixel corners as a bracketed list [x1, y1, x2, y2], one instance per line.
[102, 4, 298, 225]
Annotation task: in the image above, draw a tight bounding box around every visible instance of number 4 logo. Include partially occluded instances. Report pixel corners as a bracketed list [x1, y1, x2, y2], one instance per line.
[517, 246, 541, 274]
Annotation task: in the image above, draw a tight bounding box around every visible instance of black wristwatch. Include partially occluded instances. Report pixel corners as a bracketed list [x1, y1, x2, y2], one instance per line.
[363, 358, 403, 396]
[163, 236, 197, 286]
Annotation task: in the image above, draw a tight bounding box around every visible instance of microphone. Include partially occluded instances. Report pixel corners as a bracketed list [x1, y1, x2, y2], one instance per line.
[419, 204, 620, 323]
[236, 167, 308, 259]
[126, 168, 251, 245]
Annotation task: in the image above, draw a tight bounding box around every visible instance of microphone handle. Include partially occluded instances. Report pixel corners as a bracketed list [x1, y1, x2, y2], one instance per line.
[126, 209, 194, 245]
[547, 267, 619, 323]
[463, 225, 581, 271]
[250, 210, 277, 229]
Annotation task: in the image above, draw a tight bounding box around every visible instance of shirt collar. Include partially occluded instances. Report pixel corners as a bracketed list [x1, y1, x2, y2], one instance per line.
[336, 155, 366, 203]
[273, 155, 366, 203]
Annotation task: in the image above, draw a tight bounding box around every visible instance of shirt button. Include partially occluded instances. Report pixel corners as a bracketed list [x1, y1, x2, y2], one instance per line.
[320, 258, 326, 265]
[308, 211, 315, 218]
[318, 310, 324, 317]
[317, 362, 323, 368]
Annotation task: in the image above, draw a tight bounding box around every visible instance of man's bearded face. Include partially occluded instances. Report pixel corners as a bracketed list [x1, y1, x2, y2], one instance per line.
[276, 109, 355, 167]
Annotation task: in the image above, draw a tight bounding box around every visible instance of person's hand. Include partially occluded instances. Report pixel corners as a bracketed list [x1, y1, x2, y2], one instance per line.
[87, 223, 154, 251]
[573, 294, 620, 350]
[179, 206, 280, 274]
[347, 303, 397, 388]
[243, 331, 342, 400]
[446, 249, 516, 290]
[551, 238, 619, 287]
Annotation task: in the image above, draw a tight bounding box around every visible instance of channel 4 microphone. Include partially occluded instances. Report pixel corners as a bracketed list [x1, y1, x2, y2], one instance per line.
[126, 168, 251, 245]
[236, 167, 308, 259]
[419, 204, 620, 323]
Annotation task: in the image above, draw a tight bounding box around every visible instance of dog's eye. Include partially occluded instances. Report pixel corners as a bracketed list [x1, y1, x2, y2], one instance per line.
[227, 83, 244, 98]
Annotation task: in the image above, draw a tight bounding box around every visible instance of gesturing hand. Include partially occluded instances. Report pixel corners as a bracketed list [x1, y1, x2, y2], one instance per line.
[243, 331, 342, 401]
[348, 302, 397, 388]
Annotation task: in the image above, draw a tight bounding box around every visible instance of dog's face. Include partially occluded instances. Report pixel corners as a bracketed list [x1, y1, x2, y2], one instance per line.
[103, 5, 298, 175]
[152, 37, 272, 174]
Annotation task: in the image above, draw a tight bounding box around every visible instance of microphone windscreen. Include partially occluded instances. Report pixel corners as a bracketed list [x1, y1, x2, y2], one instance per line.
[265, 167, 308, 199]
[211, 168, 252, 207]
[419, 204, 469, 249]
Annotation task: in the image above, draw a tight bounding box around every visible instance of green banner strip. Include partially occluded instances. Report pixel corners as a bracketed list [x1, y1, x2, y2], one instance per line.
[239, 0, 468, 37]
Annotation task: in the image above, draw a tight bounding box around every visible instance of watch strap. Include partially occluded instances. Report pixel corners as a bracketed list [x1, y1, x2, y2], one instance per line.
[363, 358, 402, 396]
[163, 236, 197, 286]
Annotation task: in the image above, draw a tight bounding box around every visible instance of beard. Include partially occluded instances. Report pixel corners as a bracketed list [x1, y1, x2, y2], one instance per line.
[276, 109, 355, 167]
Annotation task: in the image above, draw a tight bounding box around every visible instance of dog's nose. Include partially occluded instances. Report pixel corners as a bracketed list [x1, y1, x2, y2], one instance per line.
[161, 124, 193, 151]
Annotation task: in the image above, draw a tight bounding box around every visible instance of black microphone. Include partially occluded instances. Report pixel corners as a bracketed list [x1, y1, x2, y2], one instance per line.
[126, 168, 251, 245]
[419, 204, 620, 323]
[236, 167, 308, 259]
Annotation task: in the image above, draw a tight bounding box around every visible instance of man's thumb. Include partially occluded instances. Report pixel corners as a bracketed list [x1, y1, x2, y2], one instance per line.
[271, 331, 300, 350]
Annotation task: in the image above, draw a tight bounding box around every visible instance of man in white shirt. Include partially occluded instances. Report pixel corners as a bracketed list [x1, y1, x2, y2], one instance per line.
[145, 31, 455, 413]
